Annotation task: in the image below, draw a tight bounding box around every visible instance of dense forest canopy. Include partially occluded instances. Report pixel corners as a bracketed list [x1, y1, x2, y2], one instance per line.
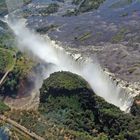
[0, 0, 140, 139]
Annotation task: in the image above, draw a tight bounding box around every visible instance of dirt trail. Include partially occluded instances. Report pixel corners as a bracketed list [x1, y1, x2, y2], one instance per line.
[0, 71, 9, 86]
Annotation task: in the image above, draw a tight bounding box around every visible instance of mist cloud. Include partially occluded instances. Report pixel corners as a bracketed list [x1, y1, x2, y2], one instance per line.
[4, 16, 133, 112]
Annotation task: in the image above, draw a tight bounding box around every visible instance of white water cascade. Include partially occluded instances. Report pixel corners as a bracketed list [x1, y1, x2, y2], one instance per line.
[5, 0, 133, 111]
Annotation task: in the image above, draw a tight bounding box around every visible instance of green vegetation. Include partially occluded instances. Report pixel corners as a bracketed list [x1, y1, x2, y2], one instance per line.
[40, 71, 90, 102]
[5, 71, 107, 139]
[39, 3, 59, 15]
[39, 71, 140, 140]
[36, 24, 59, 34]
[131, 95, 140, 116]
[0, 101, 10, 114]
[8, 110, 109, 140]
[75, 32, 92, 41]
[40, 71, 89, 92]
[0, 48, 15, 74]
[64, 0, 105, 16]
[0, 23, 34, 97]
[63, 9, 77, 16]
[0, 51, 35, 98]
[121, 12, 128, 17]
[10, 131, 32, 140]
[14, 52, 35, 77]
[0, 0, 139, 138]
[0, 22, 35, 97]
[73, 0, 105, 12]
[0, 122, 33, 140]
[23, 0, 32, 4]
[0, 21, 16, 53]
[23, 8, 32, 18]
[111, 27, 128, 43]
[2, 71, 140, 139]
[0, 20, 35, 98]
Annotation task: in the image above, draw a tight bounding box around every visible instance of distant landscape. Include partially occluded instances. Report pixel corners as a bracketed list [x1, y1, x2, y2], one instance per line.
[0, 0, 140, 140]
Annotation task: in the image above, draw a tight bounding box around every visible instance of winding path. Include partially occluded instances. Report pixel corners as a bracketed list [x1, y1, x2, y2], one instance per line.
[0, 71, 10, 86]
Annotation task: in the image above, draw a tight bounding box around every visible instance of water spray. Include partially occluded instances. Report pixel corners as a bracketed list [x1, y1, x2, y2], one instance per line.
[5, 0, 134, 111]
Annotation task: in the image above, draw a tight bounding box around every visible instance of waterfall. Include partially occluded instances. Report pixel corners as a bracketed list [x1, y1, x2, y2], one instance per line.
[4, 0, 134, 111]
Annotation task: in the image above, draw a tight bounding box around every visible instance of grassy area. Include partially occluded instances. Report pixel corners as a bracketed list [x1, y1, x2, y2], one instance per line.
[64, 0, 105, 16]
[0, 33, 15, 51]
[38, 3, 59, 15]
[0, 48, 16, 74]
[0, 101, 10, 114]
[111, 27, 128, 43]
[75, 32, 92, 41]
[14, 52, 35, 77]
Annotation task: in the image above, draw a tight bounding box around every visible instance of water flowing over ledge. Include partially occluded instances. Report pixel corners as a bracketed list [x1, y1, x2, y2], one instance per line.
[4, 0, 134, 112]
[4, 16, 134, 112]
